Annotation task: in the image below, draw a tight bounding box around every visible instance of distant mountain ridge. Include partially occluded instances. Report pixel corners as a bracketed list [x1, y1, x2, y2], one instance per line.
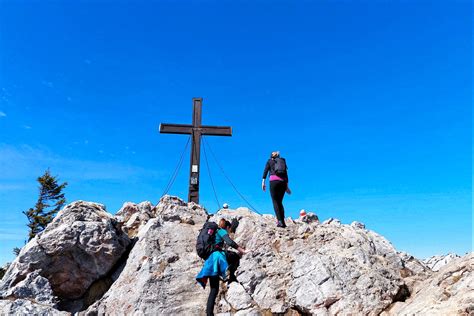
[0, 196, 472, 315]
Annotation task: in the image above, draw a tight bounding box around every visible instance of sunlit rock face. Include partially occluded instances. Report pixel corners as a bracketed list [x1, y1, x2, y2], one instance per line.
[383, 254, 473, 316]
[0, 201, 130, 312]
[423, 253, 461, 271]
[1, 196, 471, 315]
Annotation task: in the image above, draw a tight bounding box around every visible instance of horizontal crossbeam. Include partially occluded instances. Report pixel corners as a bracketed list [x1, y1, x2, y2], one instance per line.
[159, 97, 232, 204]
[160, 124, 232, 136]
[200, 126, 232, 136]
[159, 123, 193, 135]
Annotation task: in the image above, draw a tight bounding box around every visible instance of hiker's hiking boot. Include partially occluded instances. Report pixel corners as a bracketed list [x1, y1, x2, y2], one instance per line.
[221, 268, 231, 282]
[222, 268, 237, 284]
[227, 275, 237, 284]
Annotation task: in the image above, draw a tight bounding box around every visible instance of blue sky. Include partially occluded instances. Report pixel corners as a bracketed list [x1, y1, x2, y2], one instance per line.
[0, 0, 471, 265]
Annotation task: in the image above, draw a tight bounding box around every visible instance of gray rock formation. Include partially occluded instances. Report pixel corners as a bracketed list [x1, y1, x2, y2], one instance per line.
[1, 270, 58, 307]
[115, 201, 155, 238]
[215, 208, 412, 315]
[0, 196, 471, 315]
[0, 299, 69, 316]
[82, 197, 210, 315]
[383, 253, 473, 315]
[395, 251, 432, 296]
[0, 201, 130, 311]
[424, 253, 462, 272]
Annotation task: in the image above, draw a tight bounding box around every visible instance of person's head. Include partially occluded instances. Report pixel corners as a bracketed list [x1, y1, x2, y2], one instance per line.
[271, 151, 280, 158]
[218, 219, 232, 231]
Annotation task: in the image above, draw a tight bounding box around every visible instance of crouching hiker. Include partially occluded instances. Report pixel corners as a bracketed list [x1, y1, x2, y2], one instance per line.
[196, 219, 246, 316]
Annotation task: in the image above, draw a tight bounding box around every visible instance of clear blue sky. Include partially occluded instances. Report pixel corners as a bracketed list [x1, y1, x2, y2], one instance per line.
[0, 0, 471, 265]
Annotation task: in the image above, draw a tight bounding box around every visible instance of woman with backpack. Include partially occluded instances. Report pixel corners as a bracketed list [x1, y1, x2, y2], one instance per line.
[262, 151, 291, 228]
[196, 219, 246, 316]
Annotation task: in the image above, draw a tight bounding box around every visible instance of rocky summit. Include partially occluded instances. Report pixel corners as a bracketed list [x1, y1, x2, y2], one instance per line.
[0, 196, 472, 315]
[423, 253, 461, 272]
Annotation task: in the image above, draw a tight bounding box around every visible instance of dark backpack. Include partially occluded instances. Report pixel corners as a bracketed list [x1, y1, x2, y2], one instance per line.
[230, 218, 239, 234]
[196, 221, 219, 259]
[273, 157, 287, 177]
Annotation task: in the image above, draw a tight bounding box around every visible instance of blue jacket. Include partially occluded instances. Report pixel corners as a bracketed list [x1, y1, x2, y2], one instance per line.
[196, 250, 228, 288]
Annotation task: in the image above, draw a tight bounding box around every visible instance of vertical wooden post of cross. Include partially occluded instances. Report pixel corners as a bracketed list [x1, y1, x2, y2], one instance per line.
[159, 98, 232, 204]
[188, 98, 202, 203]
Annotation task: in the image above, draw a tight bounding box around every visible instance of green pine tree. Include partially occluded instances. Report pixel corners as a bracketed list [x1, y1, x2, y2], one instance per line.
[23, 169, 68, 241]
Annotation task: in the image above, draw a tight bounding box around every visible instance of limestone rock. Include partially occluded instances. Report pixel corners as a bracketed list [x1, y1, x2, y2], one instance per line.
[1, 270, 58, 307]
[399, 252, 430, 275]
[396, 251, 432, 295]
[226, 282, 253, 310]
[211, 208, 413, 315]
[234, 308, 261, 316]
[1, 196, 469, 316]
[322, 217, 341, 225]
[383, 253, 473, 315]
[0, 299, 69, 316]
[424, 253, 461, 271]
[0, 201, 130, 302]
[155, 195, 207, 225]
[350, 221, 365, 229]
[82, 197, 209, 315]
[115, 201, 155, 237]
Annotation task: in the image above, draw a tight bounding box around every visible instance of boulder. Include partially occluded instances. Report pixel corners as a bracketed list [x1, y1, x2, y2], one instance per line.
[82, 197, 209, 315]
[2, 196, 469, 316]
[209, 207, 419, 314]
[0, 299, 69, 316]
[424, 253, 461, 271]
[115, 201, 155, 238]
[0, 201, 130, 302]
[350, 221, 366, 229]
[1, 270, 58, 307]
[226, 282, 253, 311]
[383, 253, 473, 315]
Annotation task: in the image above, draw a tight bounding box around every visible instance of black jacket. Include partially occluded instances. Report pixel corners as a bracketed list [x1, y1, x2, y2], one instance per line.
[262, 158, 288, 181]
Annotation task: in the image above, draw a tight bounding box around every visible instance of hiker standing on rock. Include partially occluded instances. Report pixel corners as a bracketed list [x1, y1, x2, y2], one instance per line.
[262, 151, 291, 228]
[196, 219, 246, 316]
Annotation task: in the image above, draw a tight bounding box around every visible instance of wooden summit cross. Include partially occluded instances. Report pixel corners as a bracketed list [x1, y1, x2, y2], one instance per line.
[159, 98, 232, 204]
